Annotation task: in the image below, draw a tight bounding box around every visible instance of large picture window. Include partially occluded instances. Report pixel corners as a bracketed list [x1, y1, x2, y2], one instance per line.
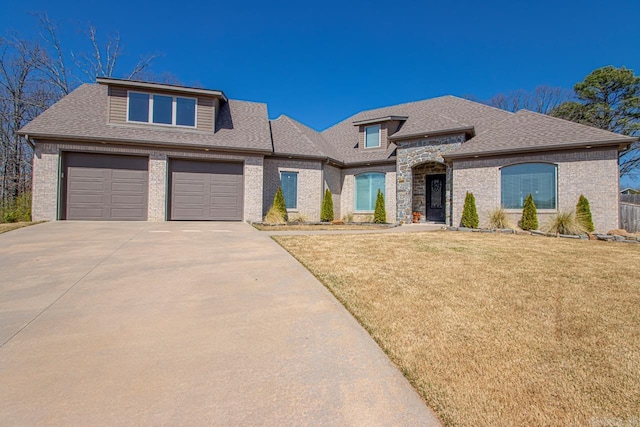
[501, 163, 557, 209]
[128, 91, 197, 127]
[355, 172, 385, 211]
[280, 172, 298, 210]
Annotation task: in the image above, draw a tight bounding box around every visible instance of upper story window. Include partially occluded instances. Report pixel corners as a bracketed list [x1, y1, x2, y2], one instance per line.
[501, 163, 557, 210]
[127, 91, 197, 127]
[364, 125, 381, 149]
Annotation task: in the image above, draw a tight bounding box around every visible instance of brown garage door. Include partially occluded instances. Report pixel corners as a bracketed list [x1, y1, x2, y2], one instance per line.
[170, 159, 243, 221]
[64, 152, 148, 220]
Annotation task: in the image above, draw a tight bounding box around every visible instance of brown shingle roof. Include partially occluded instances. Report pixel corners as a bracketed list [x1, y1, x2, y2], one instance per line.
[321, 95, 512, 164]
[270, 115, 340, 161]
[19, 84, 272, 153]
[445, 109, 637, 159]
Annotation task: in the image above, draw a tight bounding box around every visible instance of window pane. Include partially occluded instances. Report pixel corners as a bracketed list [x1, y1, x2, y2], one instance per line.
[501, 163, 556, 209]
[355, 173, 385, 211]
[281, 172, 298, 209]
[153, 95, 173, 124]
[365, 125, 380, 148]
[128, 92, 149, 122]
[176, 97, 196, 127]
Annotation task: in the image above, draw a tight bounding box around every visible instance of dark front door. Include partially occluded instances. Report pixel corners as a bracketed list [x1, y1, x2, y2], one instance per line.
[426, 174, 446, 222]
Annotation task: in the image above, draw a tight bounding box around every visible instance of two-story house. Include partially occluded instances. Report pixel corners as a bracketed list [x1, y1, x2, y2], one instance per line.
[19, 78, 636, 231]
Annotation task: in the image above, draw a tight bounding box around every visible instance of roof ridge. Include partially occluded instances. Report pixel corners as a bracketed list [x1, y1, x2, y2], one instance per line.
[445, 95, 516, 116]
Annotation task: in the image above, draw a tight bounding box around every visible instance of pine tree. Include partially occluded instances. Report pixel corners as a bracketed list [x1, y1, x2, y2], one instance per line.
[373, 189, 386, 224]
[520, 194, 538, 231]
[461, 192, 479, 228]
[273, 187, 288, 222]
[576, 194, 595, 232]
[321, 189, 334, 222]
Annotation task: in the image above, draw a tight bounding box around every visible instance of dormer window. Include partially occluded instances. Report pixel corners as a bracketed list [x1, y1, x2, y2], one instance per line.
[127, 91, 197, 127]
[365, 124, 381, 149]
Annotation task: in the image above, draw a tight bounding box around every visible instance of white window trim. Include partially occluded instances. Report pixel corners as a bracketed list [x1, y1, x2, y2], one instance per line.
[280, 170, 299, 211]
[364, 124, 381, 149]
[126, 90, 198, 128]
[499, 162, 558, 211]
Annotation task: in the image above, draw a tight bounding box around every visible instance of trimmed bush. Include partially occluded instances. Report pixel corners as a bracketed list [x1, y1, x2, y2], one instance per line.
[576, 195, 595, 232]
[543, 211, 588, 235]
[320, 189, 334, 222]
[461, 192, 479, 228]
[273, 187, 288, 222]
[373, 189, 386, 224]
[263, 205, 286, 225]
[520, 194, 538, 231]
[487, 207, 513, 229]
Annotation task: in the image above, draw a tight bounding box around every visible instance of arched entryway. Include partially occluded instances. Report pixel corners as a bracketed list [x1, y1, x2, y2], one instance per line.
[412, 162, 447, 222]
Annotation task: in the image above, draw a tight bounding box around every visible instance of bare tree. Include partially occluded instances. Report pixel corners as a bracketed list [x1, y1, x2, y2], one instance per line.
[72, 24, 157, 81]
[487, 86, 571, 114]
[0, 34, 54, 209]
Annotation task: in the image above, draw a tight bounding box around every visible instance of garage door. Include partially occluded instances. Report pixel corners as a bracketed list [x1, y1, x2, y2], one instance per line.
[64, 153, 149, 220]
[170, 159, 243, 221]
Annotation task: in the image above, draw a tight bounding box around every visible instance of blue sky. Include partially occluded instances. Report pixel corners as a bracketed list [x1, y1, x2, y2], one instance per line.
[2, 0, 640, 185]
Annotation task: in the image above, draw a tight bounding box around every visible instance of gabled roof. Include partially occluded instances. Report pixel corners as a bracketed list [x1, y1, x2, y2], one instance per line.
[19, 84, 272, 153]
[321, 95, 512, 164]
[270, 115, 340, 161]
[445, 109, 637, 159]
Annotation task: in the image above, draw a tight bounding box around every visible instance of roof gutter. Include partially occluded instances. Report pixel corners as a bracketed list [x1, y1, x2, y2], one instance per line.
[390, 126, 475, 141]
[443, 137, 637, 160]
[96, 77, 228, 102]
[19, 132, 273, 155]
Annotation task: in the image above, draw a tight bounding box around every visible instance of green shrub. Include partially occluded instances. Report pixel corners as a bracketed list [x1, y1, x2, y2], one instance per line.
[520, 194, 538, 231]
[487, 207, 513, 229]
[1, 192, 32, 223]
[576, 195, 595, 232]
[373, 189, 386, 224]
[320, 189, 334, 222]
[343, 212, 354, 223]
[543, 211, 588, 235]
[461, 192, 479, 228]
[273, 187, 288, 222]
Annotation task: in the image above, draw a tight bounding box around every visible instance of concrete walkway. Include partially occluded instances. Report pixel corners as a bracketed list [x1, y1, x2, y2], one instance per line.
[0, 222, 441, 426]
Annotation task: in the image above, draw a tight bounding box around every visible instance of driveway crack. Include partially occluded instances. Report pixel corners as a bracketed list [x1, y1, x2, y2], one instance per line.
[0, 227, 147, 349]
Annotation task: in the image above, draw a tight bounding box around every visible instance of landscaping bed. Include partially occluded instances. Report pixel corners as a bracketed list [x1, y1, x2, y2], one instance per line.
[275, 231, 640, 426]
[0, 222, 41, 234]
[252, 222, 398, 231]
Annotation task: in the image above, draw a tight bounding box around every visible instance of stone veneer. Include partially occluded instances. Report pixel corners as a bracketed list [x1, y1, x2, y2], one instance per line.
[412, 162, 447, 220]
[32, 141, 264, 222]
[395, 133, 465, 223]
[451, 147, 620, 232]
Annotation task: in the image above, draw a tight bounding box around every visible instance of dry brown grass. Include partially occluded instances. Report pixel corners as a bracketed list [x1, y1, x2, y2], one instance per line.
[274, 231, 640, 426]
[0, 222, 40, 234]
[253, 223, 393, 231]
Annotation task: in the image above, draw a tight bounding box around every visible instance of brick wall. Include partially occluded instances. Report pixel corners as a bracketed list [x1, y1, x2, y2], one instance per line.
[323, 163, 342, 218]
[32, 141, 264, 222]
[341, 164, 397, 222]
[452, 147, 620, 232]
[263, 158, 323, 221]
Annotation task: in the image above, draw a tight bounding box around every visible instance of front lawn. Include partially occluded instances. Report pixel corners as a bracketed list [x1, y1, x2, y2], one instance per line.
[274, 231, 640, 426]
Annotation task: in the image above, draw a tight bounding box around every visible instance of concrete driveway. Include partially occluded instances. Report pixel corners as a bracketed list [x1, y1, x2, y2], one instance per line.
[0, 222, 440, 426]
